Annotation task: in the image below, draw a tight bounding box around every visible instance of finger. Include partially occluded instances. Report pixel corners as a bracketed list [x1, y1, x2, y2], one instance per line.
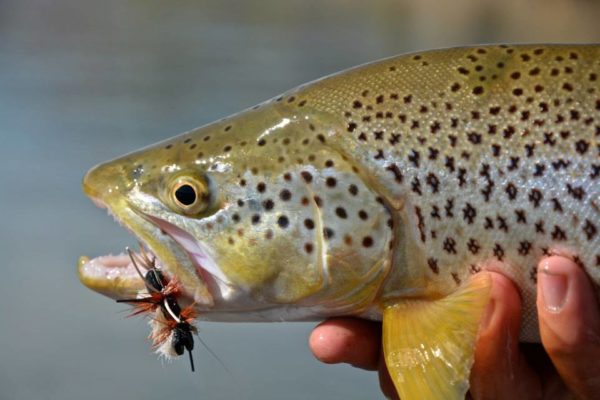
[519, 343, 569, 398]
[537, 256, 600, 399]
[470, 272, 541, 399]
[377, 352, 398, 400]
[309, 317, 381, 370]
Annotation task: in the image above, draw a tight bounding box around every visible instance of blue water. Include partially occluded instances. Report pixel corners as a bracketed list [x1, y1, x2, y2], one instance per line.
[1, 1, 598, 399]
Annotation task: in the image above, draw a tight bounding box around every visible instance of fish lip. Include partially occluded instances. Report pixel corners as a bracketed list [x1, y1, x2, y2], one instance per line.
[78, 197, 153, 299]
[81, 195, 215, 305]
[78, 252, 147, 299]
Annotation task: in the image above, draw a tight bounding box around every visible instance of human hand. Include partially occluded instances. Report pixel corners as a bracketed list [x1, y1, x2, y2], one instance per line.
[309, 256, 600, 399]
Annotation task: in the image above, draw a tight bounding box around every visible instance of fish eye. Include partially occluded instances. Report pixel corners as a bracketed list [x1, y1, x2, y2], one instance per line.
[175, 185, 196, 205]
[169, 176, 209, 215]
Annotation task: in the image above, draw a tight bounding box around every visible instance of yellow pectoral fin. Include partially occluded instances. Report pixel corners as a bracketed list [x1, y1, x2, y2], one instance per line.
[382, 273, 492, 400]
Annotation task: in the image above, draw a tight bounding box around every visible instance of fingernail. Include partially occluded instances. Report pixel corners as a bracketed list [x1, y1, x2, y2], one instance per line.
[540, 260, 568, 312]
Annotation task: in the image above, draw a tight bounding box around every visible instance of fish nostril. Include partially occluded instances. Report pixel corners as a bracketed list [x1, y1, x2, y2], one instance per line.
[82, 162, 126, 201]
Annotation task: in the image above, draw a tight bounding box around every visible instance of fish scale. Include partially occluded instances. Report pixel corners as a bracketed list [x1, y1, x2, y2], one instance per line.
[79, 44, 600, 398]
[280, 44, 600, 338]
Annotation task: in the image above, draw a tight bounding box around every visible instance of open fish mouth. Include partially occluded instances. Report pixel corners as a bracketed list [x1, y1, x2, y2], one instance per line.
[78, 197, 221, 307]
[78, 251, 150, 299]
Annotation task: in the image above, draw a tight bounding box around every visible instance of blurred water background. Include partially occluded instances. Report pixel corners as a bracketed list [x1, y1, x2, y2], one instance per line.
[0, 1, 599, 399]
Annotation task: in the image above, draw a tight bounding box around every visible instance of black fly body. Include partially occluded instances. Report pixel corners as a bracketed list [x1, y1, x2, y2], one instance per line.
[116, 246, 197, 372]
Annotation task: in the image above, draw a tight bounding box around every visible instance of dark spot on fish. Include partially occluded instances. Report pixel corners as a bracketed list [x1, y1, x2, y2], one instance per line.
[428, 258, 439, 274]
[443, 237, 457, 254]
[335, 207, 348, 219]
[493, 244, 505, 261]
[551, 226, 567, 241]
[467, 238, 480, 254]
[301, 171, 313, 183]
[313, 196, 323, 208]
[262, 199, 274, 211]
[279, 189, 292, 201]
[472, 86, 484, 95]
[583, 220, 597, 240]
[277, 215, 289, 229]
[304, 219, 315, 230]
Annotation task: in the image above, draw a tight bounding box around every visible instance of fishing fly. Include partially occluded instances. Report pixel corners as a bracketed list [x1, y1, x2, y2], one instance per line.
[116, 246, 197, 372]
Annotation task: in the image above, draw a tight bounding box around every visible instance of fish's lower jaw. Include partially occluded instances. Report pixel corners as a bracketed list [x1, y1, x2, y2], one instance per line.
[77, 252, 147, 299]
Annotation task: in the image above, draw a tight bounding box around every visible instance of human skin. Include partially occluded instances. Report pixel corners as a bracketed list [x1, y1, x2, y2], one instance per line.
[309, 256, 600, 399]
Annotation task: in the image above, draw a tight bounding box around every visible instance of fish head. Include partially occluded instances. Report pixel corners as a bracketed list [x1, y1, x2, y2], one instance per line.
[79, 104, 393, 320]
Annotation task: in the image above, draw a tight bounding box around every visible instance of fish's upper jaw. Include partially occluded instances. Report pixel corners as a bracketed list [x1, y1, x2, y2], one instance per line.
[80, 163, 217, 307]
[82, 161, 129, 204]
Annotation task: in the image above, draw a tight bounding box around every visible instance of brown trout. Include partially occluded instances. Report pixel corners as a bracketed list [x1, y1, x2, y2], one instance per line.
[79, 44, 600, 399]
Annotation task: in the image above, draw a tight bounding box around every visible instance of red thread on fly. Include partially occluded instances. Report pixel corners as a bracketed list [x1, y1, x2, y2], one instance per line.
[117, 246, 197, 371]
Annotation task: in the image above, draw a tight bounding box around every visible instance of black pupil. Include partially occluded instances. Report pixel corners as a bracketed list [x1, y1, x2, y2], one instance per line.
[175, 184, 197, 206]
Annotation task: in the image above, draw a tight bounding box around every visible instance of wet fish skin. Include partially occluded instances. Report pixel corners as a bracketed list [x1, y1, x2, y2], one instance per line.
[80, 44, 600, 398]
[82, 87, 394, 319]
[278, 44, 600, 338]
